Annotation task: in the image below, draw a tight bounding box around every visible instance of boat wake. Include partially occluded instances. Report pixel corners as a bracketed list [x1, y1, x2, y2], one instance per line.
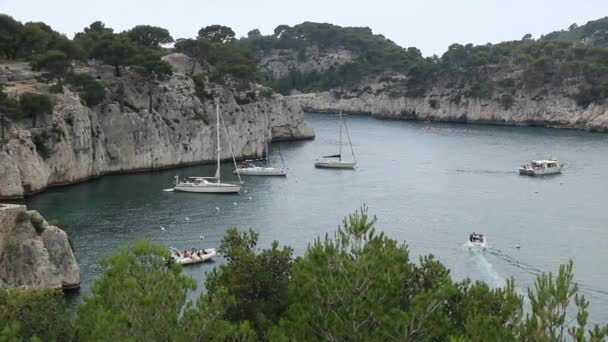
[469, 249, 506, 288]
[451, 168, 517, 175]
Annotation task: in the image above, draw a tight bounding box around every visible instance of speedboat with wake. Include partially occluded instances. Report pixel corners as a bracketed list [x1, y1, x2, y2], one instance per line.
[168, 247, 217, 265]
[467, 233, 487, 249]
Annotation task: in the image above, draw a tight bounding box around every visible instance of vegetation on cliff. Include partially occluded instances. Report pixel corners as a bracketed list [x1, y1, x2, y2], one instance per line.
[238, 20, 608, 108]
[1, 208, 607, 341]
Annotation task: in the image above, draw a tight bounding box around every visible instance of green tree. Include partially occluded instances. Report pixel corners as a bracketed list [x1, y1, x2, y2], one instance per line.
[18, 92, 54, 127]
[99, 37, 138, 77]
[126, 25, 174, 49]
[247, 29, 262, 39]
[197, 25, 236, 44]
[66, 73, 106, 107]
[0, 14, 22, 59]
[73, 21, 114, 59]
[132, 51, 173, 112]
[0, 288, 72, 341]
[205, 228, 294, 338]
[74, 240, 196, 341]
[17, 22, 53, 58]
[31, 50, 70, 84]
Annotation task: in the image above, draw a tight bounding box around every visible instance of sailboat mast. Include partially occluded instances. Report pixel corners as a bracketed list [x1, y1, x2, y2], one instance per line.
[216, 103, 221, 184]
[338, 111, 342, 161]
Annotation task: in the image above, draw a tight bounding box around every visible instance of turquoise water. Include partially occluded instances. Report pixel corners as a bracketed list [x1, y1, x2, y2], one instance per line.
[25, 113, 608, 322]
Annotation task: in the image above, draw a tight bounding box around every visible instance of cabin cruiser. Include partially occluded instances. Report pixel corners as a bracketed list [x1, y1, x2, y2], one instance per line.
[519, 160, 562, 176]
[168, 247, 217, 265]
[467, 233, 487, 249]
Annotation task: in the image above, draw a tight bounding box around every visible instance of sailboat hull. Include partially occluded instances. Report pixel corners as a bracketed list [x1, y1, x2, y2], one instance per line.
[314, 160, 356, 169]
[234, 167, 287, 176]
[174, 183, 242, 193]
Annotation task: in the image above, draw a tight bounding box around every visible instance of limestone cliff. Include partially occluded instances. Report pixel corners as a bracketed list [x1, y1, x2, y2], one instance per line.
[0, 203, 80, 290]
[289, 69, 608, 131]
[0, 54, 314, 199]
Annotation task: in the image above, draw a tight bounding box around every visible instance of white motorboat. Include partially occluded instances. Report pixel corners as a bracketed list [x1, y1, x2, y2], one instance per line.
[235, 160, 287, 176]
[519, 159, 562, 176]
[467, 233, 487, 249]
[173, 103, 243, 194]
[315, 111, 357, 169]
[169, 247, 217, 265]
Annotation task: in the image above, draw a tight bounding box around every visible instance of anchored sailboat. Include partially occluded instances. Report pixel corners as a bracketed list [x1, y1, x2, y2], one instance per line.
[173, 103, 243, 193]
[235, 107, 287, 176]
[315, 111, 356, 169]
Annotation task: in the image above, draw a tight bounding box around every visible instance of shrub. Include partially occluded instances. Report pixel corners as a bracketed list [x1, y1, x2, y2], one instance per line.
[30, 215, 45, 234]
[467, 80, 495, 99]
[573, 83, 608, 108]
[3, 239, 18, 256]
[191, 75, 206, 103]
[15, 211, 28, 223]
[32, 131, 52, 159]
[66, 73, 106, 107]
[19, 92, 54, 127]
[500, 93, 515, 110]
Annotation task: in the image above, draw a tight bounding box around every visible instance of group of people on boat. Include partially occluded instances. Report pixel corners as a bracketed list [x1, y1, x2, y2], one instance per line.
[176, 248, 209, 259]
[469, 233, 485, 243]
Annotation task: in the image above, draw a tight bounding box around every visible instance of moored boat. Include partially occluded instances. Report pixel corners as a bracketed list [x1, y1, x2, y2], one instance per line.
[172, 103, 243, 193]
[315, 111, 357, 169]
[235, 160, 287, 176]
[169, 247, 217, 265]
[519, 160, 562, 176]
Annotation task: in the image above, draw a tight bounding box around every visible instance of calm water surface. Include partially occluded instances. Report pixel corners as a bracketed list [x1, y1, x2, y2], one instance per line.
[26, 113, 608, 322]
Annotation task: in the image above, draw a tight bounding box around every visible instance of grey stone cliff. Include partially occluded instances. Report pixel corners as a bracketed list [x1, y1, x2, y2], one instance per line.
[0, 203, 80, 290]
[0, 54, 314, 199]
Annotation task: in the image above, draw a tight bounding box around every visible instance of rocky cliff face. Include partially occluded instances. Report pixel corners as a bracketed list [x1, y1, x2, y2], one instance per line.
[0, 54, 314, 199]
[0, 203, 80, 290]
[289, 71, 608, 132]
[257, 46, 356, 79]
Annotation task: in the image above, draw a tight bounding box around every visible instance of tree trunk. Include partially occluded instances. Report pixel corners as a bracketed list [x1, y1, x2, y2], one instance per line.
[32, 114, 37, 128]
[148, 83, 153, 113]
[114, 64, 121, 77]
[0, 114, 4, 142]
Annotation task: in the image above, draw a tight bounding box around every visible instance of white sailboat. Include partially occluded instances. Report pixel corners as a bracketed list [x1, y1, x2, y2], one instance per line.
[315, 111, 356, 169]
[235, 117, 287, 176]
[173, 103, 243, 193]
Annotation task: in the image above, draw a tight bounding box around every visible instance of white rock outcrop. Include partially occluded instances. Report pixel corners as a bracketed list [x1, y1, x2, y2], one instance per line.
[0, 204, 80, 290]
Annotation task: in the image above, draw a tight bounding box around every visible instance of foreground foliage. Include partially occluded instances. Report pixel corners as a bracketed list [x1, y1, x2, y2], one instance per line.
[1, 209, 608, 341]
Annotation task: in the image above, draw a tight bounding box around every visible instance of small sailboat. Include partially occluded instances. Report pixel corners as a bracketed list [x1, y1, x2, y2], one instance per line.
[173, 103, 243, 193]
[168, 247, 217, 265]
[315, 111, 356, 169]
[235, 111, 287, 176]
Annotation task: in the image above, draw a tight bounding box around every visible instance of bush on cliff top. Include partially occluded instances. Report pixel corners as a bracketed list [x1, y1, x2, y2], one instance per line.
[66, 73, 106, 107]
[2, 208, 608, 341]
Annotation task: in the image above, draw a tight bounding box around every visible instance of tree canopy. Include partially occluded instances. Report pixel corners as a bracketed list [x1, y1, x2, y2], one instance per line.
[126, 25, 174, 49]
[2, 208, 607, 341]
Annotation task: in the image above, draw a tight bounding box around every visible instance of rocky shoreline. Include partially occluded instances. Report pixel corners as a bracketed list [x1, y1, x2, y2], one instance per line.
[290, 90, 608, 132]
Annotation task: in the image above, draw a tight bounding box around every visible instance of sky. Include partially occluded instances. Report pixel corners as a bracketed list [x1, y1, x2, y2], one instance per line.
[1, 0, 607, 56]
